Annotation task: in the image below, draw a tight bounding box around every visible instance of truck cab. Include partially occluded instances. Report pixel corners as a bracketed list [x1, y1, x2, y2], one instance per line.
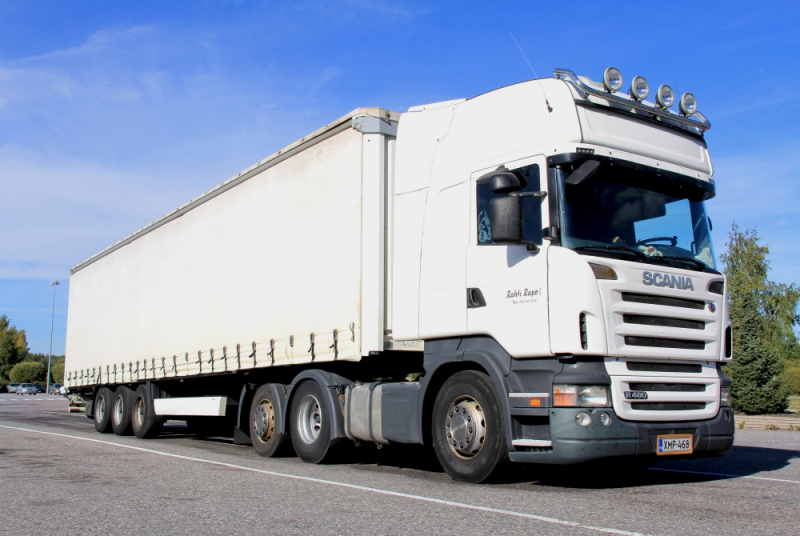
[390, 67, 733, 475]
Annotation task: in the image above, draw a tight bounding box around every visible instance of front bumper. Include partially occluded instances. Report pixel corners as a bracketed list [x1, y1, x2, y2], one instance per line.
[509, 406, 735, 464]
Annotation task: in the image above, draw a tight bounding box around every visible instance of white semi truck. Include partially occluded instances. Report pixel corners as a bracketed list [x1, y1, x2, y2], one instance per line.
[65, 67, 734, 483]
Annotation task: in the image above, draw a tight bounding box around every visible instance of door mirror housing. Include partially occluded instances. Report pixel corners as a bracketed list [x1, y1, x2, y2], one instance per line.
[489, 195, 523, 244]
[489, 173, 521, 194]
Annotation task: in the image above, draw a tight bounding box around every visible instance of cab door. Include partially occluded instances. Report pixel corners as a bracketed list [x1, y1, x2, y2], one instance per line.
[466, 155, 552, 357]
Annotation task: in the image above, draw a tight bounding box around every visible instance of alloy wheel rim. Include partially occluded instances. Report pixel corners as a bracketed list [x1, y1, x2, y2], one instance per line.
[297, 394, 322, 445]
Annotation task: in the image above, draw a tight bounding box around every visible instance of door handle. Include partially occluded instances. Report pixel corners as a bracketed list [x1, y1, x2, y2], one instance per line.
[467, 288, 486, 308]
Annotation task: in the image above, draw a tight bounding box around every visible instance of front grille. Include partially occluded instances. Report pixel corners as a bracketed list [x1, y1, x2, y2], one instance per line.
[631, 403, 706, 411]
[625, 336, 705, 350]
[628, 383, 706, 392]
[627, 361, 702, 373]
[622, 292, 705, 310]
[623, 314, 705, 330]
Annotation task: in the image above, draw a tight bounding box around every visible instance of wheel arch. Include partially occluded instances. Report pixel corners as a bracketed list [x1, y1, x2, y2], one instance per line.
[418, 337, 514, 449]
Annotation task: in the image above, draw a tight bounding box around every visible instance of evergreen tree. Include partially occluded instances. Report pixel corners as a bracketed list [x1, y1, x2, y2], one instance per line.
[724, 292, 788, 413]
[721, 223, 793, 413]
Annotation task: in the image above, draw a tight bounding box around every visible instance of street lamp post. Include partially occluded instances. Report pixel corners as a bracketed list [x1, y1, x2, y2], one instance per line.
[47, 280, 60, 395]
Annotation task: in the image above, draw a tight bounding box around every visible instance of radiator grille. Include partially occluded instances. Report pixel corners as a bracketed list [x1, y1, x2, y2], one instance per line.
[626, 361, 702, 373]
[622, 292, 705, 310]
[625, 336, 705, 350]
[623, 314, 704, 330]
[628, 383, 706, 392]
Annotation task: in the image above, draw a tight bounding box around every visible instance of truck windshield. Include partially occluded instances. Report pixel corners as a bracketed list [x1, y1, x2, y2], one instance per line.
[556, 162, 716, 271]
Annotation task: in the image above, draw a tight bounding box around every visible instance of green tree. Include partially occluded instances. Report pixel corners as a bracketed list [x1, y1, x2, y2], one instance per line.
[51, 360, 65, 383]
[0, 314, 28, 381]
[721, 223, 794, 413]
[9, 361, 46, 383]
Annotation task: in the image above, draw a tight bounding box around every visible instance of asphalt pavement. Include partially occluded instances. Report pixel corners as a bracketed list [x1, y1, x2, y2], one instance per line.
[1, 392, 799, 535]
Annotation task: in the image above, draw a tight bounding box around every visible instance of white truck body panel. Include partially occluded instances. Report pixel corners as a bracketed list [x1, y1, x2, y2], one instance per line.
[65, 108, 398, 387]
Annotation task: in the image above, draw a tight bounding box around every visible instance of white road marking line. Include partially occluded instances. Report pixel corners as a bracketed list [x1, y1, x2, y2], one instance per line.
[0, 424, 645, 536]
[649, 467, 800, 484]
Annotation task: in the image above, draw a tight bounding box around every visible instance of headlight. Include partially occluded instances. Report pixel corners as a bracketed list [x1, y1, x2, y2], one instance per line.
[720, 386, 731, 407]
[656, 84, 675, 109]
[553, 385, 611, 407]
[679, 92, 697, 116]
[630, 75, 649, 101]
[603, 67, 623, 93]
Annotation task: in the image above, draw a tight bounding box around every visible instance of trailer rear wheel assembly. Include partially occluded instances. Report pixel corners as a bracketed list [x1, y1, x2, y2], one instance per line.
[131, 384, 164, 439]
[249, 386, 288, 457]
[111, 386, 134, 436]
[432, 371, 507, 483]
[290, 381, 337, 464]
[94, 387, 113, 434]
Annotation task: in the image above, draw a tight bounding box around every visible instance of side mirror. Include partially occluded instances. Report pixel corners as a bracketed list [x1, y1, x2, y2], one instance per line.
[489, 195, 523, 244]
[489, 172, 521, 194]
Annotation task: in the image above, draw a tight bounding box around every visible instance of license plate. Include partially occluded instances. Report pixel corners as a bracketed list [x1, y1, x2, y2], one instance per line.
[657, 434, 693, 455]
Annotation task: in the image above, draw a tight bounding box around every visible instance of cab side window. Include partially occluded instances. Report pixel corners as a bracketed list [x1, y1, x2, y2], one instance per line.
[476, 164, 543, 245]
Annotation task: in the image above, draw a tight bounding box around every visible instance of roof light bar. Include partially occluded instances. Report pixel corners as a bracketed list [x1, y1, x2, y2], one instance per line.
[552, 68, 711, 134]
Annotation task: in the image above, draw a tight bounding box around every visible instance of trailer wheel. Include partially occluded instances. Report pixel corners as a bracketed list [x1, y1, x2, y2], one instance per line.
[249, 386, 288, 457]
[290, 381, 337, 464]
[93, 387, 114, 433]
[111, 386, 134, 436]
[431, 370, 508, 483]
[131, 384, 164, 439]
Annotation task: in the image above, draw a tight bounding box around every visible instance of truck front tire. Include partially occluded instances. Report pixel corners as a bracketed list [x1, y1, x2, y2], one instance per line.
[131, 384, 164, 439]
[249, 385, 289, 457]
[431, 370, 508, 483]
[94, 387, 114, 434]
[290, 381, 337, 464]
[111, 386, 134, 436]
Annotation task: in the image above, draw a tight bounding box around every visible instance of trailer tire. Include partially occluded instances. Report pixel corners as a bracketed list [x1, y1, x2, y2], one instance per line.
[249, 386, 289, 457]
[111, 386, 134, 436]
[431, 370, 508, 483]
[131, 384, 164, 439]
[289, 381, 338, 464]
[94, 387, 114, 434]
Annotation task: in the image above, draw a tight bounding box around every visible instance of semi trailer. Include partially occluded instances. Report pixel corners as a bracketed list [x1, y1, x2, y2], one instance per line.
[65, 67, 734, 483]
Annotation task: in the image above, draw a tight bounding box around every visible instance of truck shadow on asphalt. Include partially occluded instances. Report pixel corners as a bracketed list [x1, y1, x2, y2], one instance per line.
[158, 424, 800, 490]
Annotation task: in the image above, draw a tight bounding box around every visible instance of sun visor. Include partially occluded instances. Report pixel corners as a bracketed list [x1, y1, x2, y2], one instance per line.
[577, 107, 712, 176]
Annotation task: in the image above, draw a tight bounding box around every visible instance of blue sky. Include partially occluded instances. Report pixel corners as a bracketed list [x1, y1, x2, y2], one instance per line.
[1, 1, 799, 354]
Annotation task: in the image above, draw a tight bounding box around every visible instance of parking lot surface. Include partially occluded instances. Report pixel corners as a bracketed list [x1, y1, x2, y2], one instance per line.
[1, 392, 799, 535]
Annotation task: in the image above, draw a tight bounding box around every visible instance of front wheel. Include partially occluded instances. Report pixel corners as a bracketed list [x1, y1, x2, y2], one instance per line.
[431, 370, 508, 483]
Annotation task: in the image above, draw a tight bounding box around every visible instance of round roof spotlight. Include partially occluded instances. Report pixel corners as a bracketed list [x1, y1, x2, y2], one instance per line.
[679, 92, 698, 116]
[603, 67, 623, 93]
[656, 84, 675, 109]
[630, 75, 649, 101]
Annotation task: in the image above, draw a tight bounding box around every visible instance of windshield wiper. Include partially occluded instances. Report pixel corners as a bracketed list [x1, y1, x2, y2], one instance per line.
[574, 245, 648, 261]
[653, 255, 708, 272]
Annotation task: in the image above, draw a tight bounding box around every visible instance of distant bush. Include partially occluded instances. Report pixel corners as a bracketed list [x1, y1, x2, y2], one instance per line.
[9, 361, 46, 383]
[786, 361, 800, 396]
[51, 361, 64, 383]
